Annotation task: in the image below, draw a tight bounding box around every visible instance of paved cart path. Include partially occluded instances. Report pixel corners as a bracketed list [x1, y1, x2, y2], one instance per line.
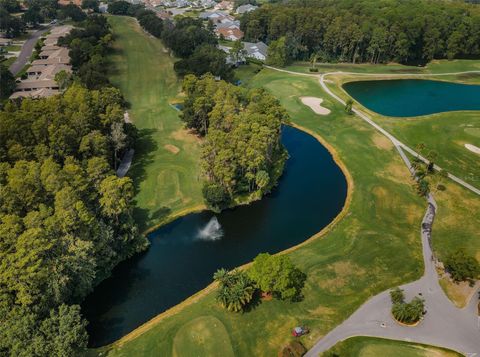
[265, 66, 480, 355]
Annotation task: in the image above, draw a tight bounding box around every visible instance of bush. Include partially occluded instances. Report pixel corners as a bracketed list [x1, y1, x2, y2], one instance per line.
[309, 68, 318, 72]
[392, 296, 424, 324]
[390, 287, 405, 304]
[445, 249, 480, 282]
[202, 183, 230, 210]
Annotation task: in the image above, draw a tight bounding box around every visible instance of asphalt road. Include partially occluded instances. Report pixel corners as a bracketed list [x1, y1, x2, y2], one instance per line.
[9, 27, 50, 76]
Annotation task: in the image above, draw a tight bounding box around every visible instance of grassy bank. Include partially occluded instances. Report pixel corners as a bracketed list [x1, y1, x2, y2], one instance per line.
[107, 16, 204, 231]
[322, 336, 463, 357]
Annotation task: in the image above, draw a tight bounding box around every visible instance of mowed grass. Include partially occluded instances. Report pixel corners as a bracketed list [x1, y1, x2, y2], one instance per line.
[98, 68, 427, 356]
[107, 16, 204, 231]
[322, 337, 463, 357]
[286, 59, 480, 75]
[172, 316, 234, 357]
[323, 70, 480, 187]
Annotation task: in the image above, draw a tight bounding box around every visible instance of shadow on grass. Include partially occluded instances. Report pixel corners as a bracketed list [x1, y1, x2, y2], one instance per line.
[133, 206, 172, 232]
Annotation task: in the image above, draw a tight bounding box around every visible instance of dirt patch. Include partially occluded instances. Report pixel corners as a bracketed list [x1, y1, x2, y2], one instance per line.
[439, 276, 479, 308]
[300, 96, 331, 115]
[371, 133, 393, 150]
[164, 144, 180, 154]
[379, 160, 412, 185]
[318, 261, 366, 293]
[170, 128, 201, 143]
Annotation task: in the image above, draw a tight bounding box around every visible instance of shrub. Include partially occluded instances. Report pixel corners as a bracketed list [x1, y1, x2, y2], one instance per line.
[390, 287, 405, 304]
[392, 296, 424, 324]
[309, 68, 318, 72]
[445, 249, 480, 282]
[202, 183, 230, 210]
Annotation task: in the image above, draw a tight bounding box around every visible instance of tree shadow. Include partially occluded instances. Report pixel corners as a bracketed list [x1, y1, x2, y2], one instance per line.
[133, 206, 172, 232]
[243, 290, 263, 313]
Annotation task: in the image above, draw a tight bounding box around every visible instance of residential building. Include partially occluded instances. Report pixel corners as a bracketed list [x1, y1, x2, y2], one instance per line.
[235, 4, 257, 14]
[10, 26, 73, 99]
[243, 41, 268, 61]
[216, 27, 244, 41]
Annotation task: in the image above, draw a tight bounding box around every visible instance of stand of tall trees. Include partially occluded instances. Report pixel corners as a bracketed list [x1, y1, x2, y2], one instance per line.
[0, 84, 147, 356]
[241, 0, 480, 66]
[181, 74, 288, 210]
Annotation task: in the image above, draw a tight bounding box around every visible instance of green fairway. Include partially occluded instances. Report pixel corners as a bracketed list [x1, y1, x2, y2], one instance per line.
[286, 59, 480, 75]
[322, 337, 463, 357]
[107, 16, 204, 231]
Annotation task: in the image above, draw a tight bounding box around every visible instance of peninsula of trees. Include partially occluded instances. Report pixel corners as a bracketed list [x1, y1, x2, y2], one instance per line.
[241, 0, 480, 66]
[181, 74, 288, 210]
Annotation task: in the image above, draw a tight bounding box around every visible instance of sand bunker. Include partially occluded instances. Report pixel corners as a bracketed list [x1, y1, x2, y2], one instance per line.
[465, 143, 480, 155]
[300, 97, 331, 115]
[165, 144, 180, 154]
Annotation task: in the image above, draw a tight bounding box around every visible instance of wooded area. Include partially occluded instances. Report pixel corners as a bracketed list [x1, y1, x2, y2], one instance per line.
[241, 0, 480, 65]
[181, 74, 288, 209]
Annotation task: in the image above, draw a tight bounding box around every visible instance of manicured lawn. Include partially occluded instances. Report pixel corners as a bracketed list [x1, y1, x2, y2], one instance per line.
[286, 59, 480, 75]
[107, 16, 204, 231]
[322, 337, 463, 357]
[323, 69, 480, 188]
[97, 68, 427, 356]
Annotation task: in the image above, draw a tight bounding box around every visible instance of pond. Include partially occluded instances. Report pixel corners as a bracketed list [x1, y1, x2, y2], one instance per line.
[343, 79, 480, 117]
[82, 126, 348, 347]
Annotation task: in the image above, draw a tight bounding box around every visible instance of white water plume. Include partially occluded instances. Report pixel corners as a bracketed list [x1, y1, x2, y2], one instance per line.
[197, 216, 223, 241]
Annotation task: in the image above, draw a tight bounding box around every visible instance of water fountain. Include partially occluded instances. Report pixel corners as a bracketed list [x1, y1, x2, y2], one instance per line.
[197, 216, 223, 241]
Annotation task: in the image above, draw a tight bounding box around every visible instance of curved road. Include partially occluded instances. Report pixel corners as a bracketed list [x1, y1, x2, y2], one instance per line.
[265, 66, 480, 355]
[9, 27, 50, 76]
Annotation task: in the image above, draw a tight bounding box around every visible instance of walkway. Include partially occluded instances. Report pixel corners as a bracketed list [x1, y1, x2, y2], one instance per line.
[305, 149, 480, 356]
[9, 26, 50, 76]
[264, 66, 480, 355]
[264, 65, 480, 196]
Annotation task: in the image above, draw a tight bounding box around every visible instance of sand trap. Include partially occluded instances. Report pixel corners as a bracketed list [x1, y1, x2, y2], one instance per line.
[165, 144, 180, 154]
[300, 97, 331, 115]
[465, 143, 480, 155]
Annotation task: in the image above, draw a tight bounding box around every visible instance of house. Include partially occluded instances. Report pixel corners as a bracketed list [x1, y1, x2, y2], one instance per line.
[215, 0, 233, 11]
[58, 0, 82, 6]
[216, 27, 244, 41]
[199, 11, 233, 24]
[235, 4, 257, 14]
[10, 26, 73, 99]
[243, 41, 268, 61]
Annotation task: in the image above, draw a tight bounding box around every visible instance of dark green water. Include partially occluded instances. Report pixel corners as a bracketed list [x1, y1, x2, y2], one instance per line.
[343, 79, 480, 117]
[82, 126, 347, 346]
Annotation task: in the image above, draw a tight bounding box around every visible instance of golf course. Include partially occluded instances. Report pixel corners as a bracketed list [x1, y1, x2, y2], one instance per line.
[87, 15, 480, 357]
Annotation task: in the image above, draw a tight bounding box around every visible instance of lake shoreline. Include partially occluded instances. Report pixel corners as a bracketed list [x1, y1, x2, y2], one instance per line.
[94, 123, 354, 351]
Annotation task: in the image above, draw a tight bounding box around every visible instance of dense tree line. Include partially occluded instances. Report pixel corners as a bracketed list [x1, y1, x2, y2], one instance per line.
[0, 84, 147, 355]
[241, 0, 480, 65]
[0, 0, 86, 34]
[108, 1, 233, 80]
[181, 74, 288, 209]
[58, 15, 112, 89]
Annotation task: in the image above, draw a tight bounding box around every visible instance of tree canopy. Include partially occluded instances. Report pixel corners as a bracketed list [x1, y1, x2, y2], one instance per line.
[248, 253, 306, 300]
[445, 249, 480, 282]
[0, 84, 146, 355]
[241, 0, 480, 65]
[181, 74, 288, 210]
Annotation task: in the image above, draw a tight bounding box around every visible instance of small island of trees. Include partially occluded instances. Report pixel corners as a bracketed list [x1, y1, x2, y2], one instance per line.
[181, 74, 289, 210]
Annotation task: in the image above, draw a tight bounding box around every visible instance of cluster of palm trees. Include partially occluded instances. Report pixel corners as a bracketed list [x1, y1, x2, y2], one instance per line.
[390, 287, 425, 324]
[213, 269, 255, 313]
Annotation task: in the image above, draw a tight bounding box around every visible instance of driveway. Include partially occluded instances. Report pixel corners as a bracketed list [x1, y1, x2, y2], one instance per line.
[9, 27, 50, 76]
